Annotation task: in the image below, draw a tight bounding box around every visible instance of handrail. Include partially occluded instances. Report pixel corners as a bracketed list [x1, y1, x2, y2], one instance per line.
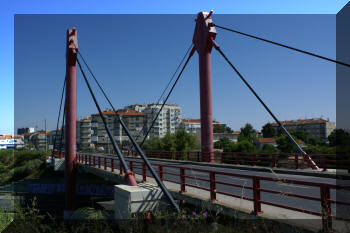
[76, 152, 350, 232]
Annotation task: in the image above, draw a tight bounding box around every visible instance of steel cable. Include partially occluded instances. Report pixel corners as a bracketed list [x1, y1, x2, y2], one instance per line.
[214, 24, 350, 68]
[212, 41, 319, 170]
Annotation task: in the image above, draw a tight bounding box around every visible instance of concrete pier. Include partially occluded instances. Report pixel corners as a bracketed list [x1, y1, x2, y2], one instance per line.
[114, 183, 164, 219]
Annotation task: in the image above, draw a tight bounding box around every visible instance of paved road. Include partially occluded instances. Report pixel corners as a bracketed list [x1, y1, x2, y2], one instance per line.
[80, 154, 350, 219]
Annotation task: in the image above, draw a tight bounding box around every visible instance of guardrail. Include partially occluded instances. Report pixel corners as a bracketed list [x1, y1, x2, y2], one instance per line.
[123, 150, 350, 171]
[75, 153, 350, 232]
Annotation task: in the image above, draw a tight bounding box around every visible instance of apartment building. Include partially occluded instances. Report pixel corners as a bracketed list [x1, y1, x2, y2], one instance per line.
[48, 129, 64, 150]
[179, 118, 223, 135]
[28, 131, 48, 150]
[125, 103, 182, 138]
[17, 127, 35, 135]
[270, 118, 335, 141]
[76, 117, 93, 150]
[91, 109, 146, 149]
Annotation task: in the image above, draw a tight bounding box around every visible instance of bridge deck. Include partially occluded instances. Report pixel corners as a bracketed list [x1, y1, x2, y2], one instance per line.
[77, 154, 350, 233]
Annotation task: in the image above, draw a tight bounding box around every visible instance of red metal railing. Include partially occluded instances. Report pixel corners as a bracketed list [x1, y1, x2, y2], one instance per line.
[123, 150, 349, 171]
[75, 153, 350, 232]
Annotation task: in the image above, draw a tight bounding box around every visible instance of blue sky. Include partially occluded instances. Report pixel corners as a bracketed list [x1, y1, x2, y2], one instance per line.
[1, 1, 349, 134]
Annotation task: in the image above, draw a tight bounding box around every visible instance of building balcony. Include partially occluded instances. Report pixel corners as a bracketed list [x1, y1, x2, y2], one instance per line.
[80, 130, 92, 134]
[80, 141, 91, 144]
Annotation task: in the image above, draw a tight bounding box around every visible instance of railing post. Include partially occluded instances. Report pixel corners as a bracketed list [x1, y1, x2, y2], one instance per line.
[272, 154, 276, 167]
[253, 177, 263, 215]
[210, 171, 216, 201]
[220, 152, 224, 164]
[320, 186, 332, 232]
[197, 151, 200, 162]
[142, 163, 147, 182]
[180, 168, 186, 193]
[252, 153, 256, 166]
[295, 154, 299, 169]
[104, 157, 107, 170]
[111, 158, 114, 172]
[158, 165, 163, 181]
[186, 151, 190, 161]
[93, 156, 95, 167]
[89, 155, 91, 166]
[235, 152, 239, 164]
[85, 154, 87, 164]
[129, 161, 133, 172]
[98, 157, 101, 168]
[119, 162, 123, 175]
[322, 155, 327, 171]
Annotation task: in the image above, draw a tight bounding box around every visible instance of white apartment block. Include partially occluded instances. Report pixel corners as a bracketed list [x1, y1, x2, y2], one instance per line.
[76, 117, 93, 149]
[180, 119, 223, 135]
[125, 103, 182, 138]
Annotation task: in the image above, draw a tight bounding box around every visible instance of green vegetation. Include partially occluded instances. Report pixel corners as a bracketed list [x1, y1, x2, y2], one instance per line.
[276, 134, 298, 153]
[213, 124, 233, 133]
[143, 130, 198, 152]
[0, 149, 47, 185]
[261, 123, 275, 138]
[238, 123, 256, 143]
[0, 197, 309, 233]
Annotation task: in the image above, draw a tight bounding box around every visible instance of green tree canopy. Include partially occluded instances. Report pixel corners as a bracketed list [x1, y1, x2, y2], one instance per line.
[142, 137, 161, 151]
[328, 129, 350, 147]
[233, 140, 255, 153]
[291, 130, 308, 143]
[214, 137, 234, 151]
[307, 137, 325, 146]
[142, 130, 197, 152]
[161, 133, 176, 151]
[261, 123, 275, 138]
[238, 123, 257, 143]
[174, 130, 197, 151]
[213, 124, 233, 133]
[276, 134, 298, 153]
[261, 144, 278, 153]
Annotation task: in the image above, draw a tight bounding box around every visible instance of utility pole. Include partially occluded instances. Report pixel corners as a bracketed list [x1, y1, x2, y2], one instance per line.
[64, 27, 78, 215]
[45, 119, 47, 152]
[193, 11, 216, 163]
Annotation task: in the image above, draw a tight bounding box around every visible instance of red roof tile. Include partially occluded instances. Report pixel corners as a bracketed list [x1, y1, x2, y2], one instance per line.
[271, 118, 328, 126]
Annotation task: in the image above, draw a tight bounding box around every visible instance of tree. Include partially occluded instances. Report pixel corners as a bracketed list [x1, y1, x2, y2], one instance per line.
[214, 137, 234, 151]
[261, 123, 275, 138]
[291, 130, 308, 143]
[142, 137, 161, 151]
[276, 134, 297, 153]
[233, 140, 255, 153]
[238, 123, 256, 143]
[174, 130, 197, 151]
[261, 144, 278, 153]
[328, 129, 350, 147]
[213, 124, 233, 133]
[307, 137, 325, 146]
[160, 133, 176, 151]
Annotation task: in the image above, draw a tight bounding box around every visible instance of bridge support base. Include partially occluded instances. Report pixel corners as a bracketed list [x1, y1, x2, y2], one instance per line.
[114, 183, 166, 219]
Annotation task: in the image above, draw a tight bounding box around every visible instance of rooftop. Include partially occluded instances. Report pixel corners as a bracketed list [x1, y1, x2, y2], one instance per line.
[93, 109, 144, 116]
[271, 118, 328, 126]
[182, 119, 222, 124]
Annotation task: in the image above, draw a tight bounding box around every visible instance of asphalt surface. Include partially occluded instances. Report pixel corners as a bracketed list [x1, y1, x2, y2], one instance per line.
[80, 154, 350, 219]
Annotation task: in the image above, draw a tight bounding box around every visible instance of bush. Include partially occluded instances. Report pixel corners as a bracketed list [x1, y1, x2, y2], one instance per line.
[0, 150, 45, 185]
[261, 144, 278, 153]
